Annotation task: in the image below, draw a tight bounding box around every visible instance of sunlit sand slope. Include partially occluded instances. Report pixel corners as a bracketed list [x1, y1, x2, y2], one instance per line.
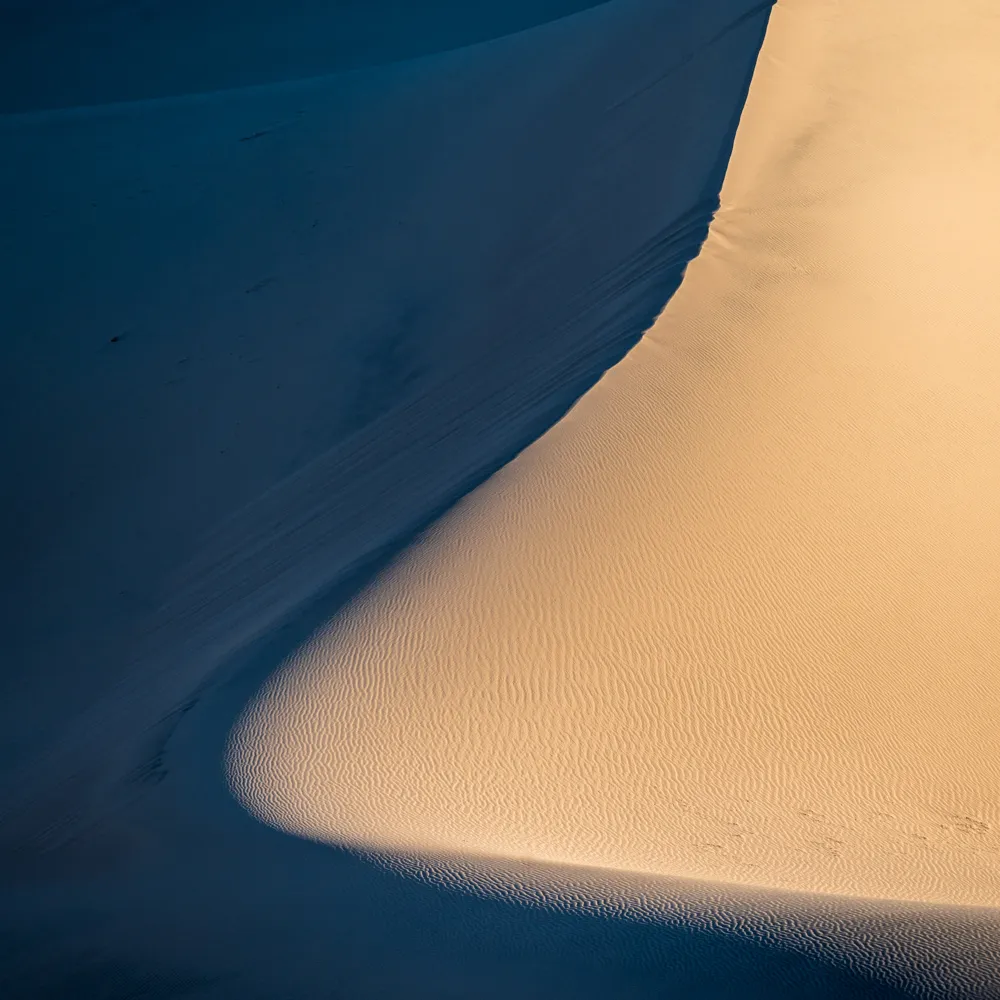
[234, 0, 1000, 907]
[0, 0, 768, 853]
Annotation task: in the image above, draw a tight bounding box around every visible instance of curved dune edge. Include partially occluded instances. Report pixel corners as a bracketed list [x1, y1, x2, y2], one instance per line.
[231, 0, 1000, 911]
[1, 0, 768, 851]
[331, 847, 1000, 997]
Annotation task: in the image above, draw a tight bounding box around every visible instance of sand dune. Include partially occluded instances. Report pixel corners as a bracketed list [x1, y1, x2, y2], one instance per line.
[234, 0, 1000, 915]
[1, 0, 768, 848]
[5, 0, 1000, 996]
[0, 0, 607, 112]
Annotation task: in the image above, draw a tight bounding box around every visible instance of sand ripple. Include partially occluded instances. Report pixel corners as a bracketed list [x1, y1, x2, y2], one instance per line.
[233, 0, 1000, 908]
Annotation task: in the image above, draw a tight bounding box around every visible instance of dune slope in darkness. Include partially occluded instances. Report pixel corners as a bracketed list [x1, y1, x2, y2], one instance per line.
[0, 0, 769, 849]
[5, 1, 1000, 997]
[0, 0, 609, 112]
[233, 0, 1000, 929]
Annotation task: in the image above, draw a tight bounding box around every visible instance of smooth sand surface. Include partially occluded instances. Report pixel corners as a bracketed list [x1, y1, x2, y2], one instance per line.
[0, 0, 607, 112]
[5, 1, 1000, 997]
[234, 0, 1000, 910]
[1, 0, 765, 851]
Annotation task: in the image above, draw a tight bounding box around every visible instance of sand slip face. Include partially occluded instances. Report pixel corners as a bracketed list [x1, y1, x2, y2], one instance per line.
[232, 0, 1000, 906]
[0, 0, 767, 845]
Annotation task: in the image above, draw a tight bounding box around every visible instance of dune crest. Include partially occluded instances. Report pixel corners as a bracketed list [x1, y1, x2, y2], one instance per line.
[233, 0, 1000, 907]
[0, 0, 767, 844]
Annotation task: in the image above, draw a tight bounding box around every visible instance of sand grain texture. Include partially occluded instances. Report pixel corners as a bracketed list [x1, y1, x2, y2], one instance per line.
[235, 0, 1000, 909]
[5, 0, 1000, 996]
[0, 0, 766, 843]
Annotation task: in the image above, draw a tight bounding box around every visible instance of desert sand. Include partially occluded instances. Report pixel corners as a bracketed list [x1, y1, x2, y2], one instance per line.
[234, 0, 1000, 909]
[4, 0, 1000, 997]
[1, 0, 765, 853]
[0, 0, 608, 112]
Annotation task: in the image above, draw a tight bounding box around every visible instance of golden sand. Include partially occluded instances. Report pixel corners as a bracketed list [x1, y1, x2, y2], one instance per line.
[232, 0, 1000, 906]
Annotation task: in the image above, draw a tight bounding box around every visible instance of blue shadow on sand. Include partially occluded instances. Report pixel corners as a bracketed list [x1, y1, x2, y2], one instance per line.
[6, 1, 991, 996]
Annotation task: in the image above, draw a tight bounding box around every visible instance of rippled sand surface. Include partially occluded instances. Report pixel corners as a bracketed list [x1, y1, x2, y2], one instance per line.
[234, 0, 1000, 907]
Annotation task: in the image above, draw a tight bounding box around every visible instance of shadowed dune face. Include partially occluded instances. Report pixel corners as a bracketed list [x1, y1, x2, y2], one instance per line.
[0, 0, 609, 112]
[0, 0, 767, 839]
[232, 0, 1000, 908]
